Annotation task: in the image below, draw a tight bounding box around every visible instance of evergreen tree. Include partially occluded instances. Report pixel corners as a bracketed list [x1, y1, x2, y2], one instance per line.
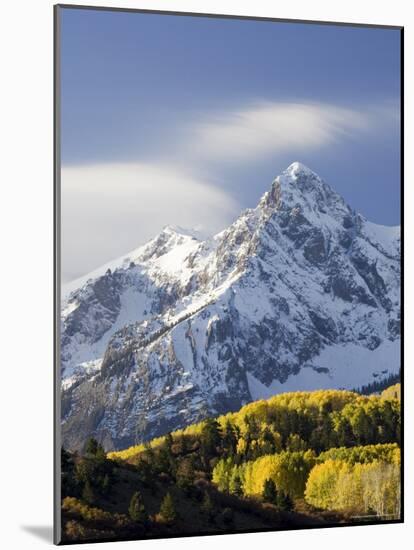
[277, 491, 294, 511]
[85, 437, 99, 456]
[230, 474, 243, 497]
[159, 492, 177, 524]
[222, 421, 238, 455]
[176, 458, 195, 492]
[85, 437, 106, 460]
[201, 418, 222, 463]
[61, 447, 76, 497]
[157, 444, 176, 477]
[129, 491, 148, 523]
[95, 444, 107, 462]
[61, 447, 72, 469]
[262, 478, 278, 504]
[318, 412, 335, 450]
[335, 417, 355, 447]
[165, 432, 174, 453]
[137, 457, 154, 485]
[352, 408, 375, 445]
[82, 480, 95, 504]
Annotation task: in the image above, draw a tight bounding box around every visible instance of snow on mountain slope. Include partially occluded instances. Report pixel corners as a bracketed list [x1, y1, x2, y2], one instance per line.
[246, 339, 400, 399]
[60, 162, 401, 451]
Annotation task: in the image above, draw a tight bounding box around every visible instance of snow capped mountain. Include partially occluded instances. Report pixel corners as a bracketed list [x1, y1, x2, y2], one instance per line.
[61, 162, 401, 451]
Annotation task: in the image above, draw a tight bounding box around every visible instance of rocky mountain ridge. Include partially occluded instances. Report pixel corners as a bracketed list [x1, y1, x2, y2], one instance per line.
[61, 162, 400, 450]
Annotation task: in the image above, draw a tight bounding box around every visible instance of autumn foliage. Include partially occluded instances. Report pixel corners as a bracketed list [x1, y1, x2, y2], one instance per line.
[62, 386, 401, 542]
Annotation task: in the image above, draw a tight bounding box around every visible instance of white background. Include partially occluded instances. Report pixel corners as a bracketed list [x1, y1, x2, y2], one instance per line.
[0, 0, 411, 548]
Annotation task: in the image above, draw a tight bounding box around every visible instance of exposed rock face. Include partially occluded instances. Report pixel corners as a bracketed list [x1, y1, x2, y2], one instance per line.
[60, 162, 401, 451]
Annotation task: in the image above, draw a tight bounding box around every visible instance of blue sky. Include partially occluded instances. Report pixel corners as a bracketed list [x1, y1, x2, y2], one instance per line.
[59, 7, 401, 282]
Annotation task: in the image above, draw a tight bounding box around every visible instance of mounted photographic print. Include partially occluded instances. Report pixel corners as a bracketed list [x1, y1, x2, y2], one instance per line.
[54, 4, 403, 544]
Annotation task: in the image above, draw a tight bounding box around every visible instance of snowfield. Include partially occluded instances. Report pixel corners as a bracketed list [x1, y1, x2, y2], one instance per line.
[247, 339, 400, 400]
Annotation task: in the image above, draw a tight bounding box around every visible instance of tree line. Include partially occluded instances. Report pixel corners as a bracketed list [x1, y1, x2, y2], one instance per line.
[110, 388, 401, 463]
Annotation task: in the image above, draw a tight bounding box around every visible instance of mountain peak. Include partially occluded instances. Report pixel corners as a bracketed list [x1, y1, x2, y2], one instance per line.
[263, 162, 325, 213]
[283, 161, 320, 180]
[161, 225, 202, 240]
[162, 224, 186, 235]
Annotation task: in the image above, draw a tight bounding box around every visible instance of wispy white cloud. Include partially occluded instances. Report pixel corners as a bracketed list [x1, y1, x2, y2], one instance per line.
[180, 101, 394, 165]
[61, 162, 240, 282]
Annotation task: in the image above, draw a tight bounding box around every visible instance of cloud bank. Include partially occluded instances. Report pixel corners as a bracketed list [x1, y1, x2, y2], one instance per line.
[61, 162, 239, 283]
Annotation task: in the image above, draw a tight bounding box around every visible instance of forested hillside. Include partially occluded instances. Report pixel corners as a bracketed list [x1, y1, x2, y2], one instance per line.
[61, 386, 401, 542]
